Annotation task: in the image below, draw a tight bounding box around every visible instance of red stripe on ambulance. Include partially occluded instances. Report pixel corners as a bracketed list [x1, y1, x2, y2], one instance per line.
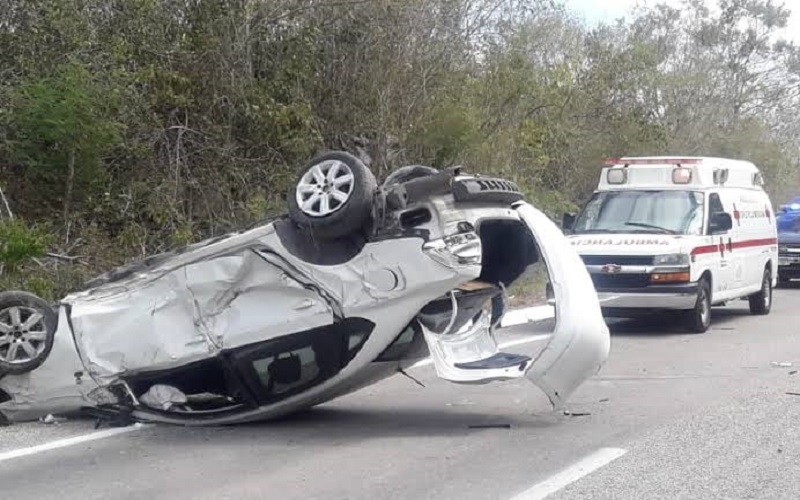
[691, 237, 777, 256]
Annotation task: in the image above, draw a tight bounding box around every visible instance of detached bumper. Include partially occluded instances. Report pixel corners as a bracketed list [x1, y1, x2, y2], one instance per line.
[514, 203, 610, 409]
[597, 283, 699, 310]
[419, 202, 610, 408]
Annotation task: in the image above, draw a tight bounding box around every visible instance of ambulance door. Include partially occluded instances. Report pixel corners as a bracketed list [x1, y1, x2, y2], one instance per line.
[707, 192, 736, 298]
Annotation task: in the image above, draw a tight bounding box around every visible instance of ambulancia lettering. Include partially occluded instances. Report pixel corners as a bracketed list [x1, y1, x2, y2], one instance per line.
[571, 238, 670, 246]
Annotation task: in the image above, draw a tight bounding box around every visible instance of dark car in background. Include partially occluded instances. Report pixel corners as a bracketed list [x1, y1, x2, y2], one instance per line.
[777, 199, 800, 284]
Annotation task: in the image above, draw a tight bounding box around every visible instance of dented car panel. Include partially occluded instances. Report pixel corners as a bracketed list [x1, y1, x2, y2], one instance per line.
[0, 307, 101, 422]
[0, 156, 610, 425]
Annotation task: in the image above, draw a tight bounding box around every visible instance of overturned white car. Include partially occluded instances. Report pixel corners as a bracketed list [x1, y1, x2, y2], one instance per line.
[0, 152, 609, 425]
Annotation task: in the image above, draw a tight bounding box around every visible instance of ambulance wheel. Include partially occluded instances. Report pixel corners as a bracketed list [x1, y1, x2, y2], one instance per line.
[0, 291, 58, 375]
[684, 279, 711, 333]
[748, 268, 772, 315]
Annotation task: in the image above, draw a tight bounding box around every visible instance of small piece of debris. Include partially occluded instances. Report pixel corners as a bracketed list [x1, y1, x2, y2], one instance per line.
[790, 371, 798, 376]
[785, 392, 800, 396]
[469, 423, 511, 429]
[397, 368, 426, 388]
[599, 398, 610, 403]
[563, 410, 591, 417]
[771, 362, 793, 368]
[39, 414, 66, 425]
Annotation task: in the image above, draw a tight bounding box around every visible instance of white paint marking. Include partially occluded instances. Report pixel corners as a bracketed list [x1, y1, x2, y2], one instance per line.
[500, 305, 555, 327]
[510, 447, 628, 500]
[0, 423, 148, 463]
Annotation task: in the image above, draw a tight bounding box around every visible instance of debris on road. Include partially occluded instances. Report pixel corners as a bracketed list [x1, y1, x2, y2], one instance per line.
[563, 410, 591, 417]
[784, 392, 800, 396]
[469, 423, 511, 429]
[771, 362, 793, 368]
[39, 414, 67, 425]
[790, 371, 798, 376]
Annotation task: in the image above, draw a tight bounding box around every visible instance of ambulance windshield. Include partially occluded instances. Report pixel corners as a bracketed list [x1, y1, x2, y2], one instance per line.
[573, 190, 705, 235]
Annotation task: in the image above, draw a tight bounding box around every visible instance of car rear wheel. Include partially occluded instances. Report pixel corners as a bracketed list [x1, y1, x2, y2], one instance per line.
[0, 291, 58, 376]
[684, 279, 711, 333]
[748, 268, 772, 315]
[287, 151, 377, 240]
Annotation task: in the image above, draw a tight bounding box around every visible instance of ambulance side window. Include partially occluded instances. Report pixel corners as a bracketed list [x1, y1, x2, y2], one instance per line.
[707, 193, 725, 235]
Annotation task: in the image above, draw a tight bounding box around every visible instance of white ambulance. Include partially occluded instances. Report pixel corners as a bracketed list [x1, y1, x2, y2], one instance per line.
[562, 157, 778, 333]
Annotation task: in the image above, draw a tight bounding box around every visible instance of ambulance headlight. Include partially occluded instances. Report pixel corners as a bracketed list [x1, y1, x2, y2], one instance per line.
[653, 253, 689, 266]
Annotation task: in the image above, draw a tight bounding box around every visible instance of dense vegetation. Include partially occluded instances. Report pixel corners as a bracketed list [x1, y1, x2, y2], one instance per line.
[1, 0, 799, 299]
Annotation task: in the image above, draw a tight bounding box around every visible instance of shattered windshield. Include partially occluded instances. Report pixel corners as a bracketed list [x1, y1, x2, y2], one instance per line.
[572, 190, 705, 235]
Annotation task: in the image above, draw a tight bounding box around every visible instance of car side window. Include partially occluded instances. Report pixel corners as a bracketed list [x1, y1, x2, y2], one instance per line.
[707, 193, 725, 235]
[230, 318, 374, 406]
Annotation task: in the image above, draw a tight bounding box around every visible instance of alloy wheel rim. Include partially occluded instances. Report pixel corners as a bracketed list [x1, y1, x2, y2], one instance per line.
[0, 306, 48, 364]
[296, 160, 355, 217]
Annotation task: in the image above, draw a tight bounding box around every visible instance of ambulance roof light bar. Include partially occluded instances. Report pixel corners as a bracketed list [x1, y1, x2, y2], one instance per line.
[603, 158, 699, 185]
[603, 157, 703, 166]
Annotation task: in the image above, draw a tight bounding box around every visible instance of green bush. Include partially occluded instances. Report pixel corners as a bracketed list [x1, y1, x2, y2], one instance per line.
[0, 218, 52, 272]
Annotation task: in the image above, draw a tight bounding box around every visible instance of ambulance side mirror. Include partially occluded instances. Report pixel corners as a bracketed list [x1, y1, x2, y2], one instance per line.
[709, 212, 733, 234]
[562, 212, 576, 232]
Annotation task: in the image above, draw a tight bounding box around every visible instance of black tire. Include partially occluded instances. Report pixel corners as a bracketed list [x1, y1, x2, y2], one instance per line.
[287, 151, 377, 240]
[0, 291, 58, 376]
[684, 278, 711, 333]
[748, 267, 773, 315]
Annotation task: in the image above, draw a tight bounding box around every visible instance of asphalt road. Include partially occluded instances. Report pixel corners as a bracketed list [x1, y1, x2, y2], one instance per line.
[4, 285, 800, 500]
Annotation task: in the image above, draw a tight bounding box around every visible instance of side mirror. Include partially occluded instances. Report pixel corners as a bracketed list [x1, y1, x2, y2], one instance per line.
[709, 212, 733, 234]
[562, 212, 576, 231]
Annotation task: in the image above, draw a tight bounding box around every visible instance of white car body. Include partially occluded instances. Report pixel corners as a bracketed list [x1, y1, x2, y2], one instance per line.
[0, 165, 610, 425]
[566, 157, 778, 323]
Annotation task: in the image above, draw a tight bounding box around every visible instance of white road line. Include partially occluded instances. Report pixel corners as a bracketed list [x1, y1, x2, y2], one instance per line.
[0, 423, 148, 463]
[510, 447, 628, 500]
[500, 305, 554, 328]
